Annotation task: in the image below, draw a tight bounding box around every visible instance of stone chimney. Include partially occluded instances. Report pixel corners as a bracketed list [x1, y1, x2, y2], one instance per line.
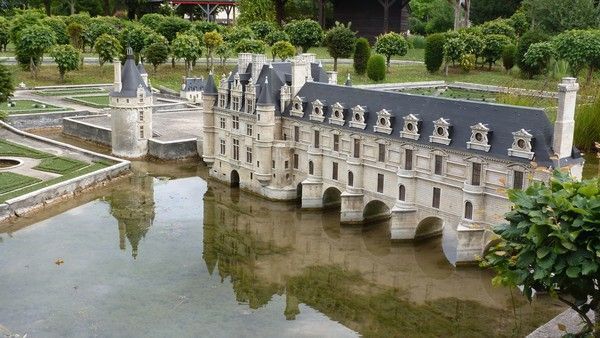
[553, 77, 579, 159]
[238, 53, 252, 74]
[291, 55, 308, 97]
[113, 60, 122, 92]
[327, 71, 337, 85]
[251, 54, 267, 84]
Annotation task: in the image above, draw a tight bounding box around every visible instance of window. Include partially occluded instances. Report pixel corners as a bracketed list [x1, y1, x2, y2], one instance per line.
[246, 98, 254, 113]
[332, 162, 338, 180]
[398, 185, 406, 201]
[139, 125, 144, 139]
[232, 96, 240, 111]
[309, 161, 314, 175]
[220, 139, 226, 155]
[405, 149, 413, 170]
[377, 174, 384, 193]
[246, 124, 253, 136]
[434, 155, 443, 175]
[139, 110, 144, 122]
[219, 94, 226, 108]
[246, 147, 252, 163]
[294, 126, 300, 142]
[220, 117, 226, 129]
[314, 130, 320, 148]
[333, 134, 340, 151]
[513, 170, 524, 190]
[353, 139, 360, 158]
[471, 163, 482, 186]
[293, 154, 299, 169]
[232, 139, 239, 160]
[348, 171, 354, 186]
[272, 160, 275, 169]
[232, 116, 239, 130]
[285, 161, 289, 169]
[432, 187, 441, 209]
[378, 144, 386, 162]
[464, 201, 473, 220]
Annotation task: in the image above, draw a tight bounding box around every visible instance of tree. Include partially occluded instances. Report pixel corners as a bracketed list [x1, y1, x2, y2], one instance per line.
[140, 13, 166, 29]
[516, 30, 550, 78]
[224, 26, 255, 45]
[323, 22, 356, 71]
[42, 17, 69, 45]
[353, 38, 370, 75]
[265, 30, 290, 46]
[0, 64, 14, 104]
[234, 39, 267, 54]
[470, 0, 522, 25]
[157, 16, 192, 44]
[14, 24, 56, 78]
[216, 43, 231, 67]
[284, 19, 323, 53]
[508, 9, 529, 37]
[523, 41, 554, 75]
[271, 40, 296, 61]
[94, 33, 122, 67]
[144, 41, 169, 72]
[374, 32, 408, 71]
[250, 21, 277, 41]
[204, 30, 224, 70]
[410, 0, 453, 34]
[50, 44, 80, 82]
[367, 54, 386, 82]
[84, 18, 118, 51]
[172, 32, 201, 76]
[502, 44, 516, 71]
[66, 22, 85, 50]
[0, 17, 11, 52]
[238, 0, 275, 26]
[482, 34, 511, 70]
[482, 171, 600, 337]
[424, 33, 446, 73]
[554, 30, 600, 81]
[120, 23, 154, 61]
[523, 0, 600, 34]
[9, 9, 44, 44]
[481, 19, 516, 39]
[442, 34, 465, 74]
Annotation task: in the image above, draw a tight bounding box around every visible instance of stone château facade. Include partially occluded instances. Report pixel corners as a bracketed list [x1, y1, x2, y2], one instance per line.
[198, 52, 583, 263]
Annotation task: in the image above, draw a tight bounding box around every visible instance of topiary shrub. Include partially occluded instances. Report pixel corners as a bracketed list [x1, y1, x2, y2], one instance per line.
[460, 54, 476, 73]
[424, 33, 446, 73]
[516, 30, 550, 78]
[408, 35, 426, 49]
[502, 44, 516, 71]
[367, 54, 386, 82]
[353, 38, 370, 75]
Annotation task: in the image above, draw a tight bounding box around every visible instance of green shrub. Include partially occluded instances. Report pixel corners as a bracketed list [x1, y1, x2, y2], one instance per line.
[460, 54, 476, 73]
[502, 44, 516, 71]
[424, 33, 446, 73]
[409, 17, 426, 36]
[234, 39, 266, 54]
[353, 38, 370, 75]
[523, 42, 555, 75]
[574, 95, 600, 151]
[366, 54, 386, 82]
[516, 30, 550, 78]
[407, 35, 426, 49]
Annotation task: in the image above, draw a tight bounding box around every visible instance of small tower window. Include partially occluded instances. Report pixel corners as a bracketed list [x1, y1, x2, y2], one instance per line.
[464, 201, 473, 220]
[308, 161, 314, 175]
[398, 185, 406, 201]
[139, 125, 144, 139]
[348, 171, 354, 186]
[432, 187, 441, 209]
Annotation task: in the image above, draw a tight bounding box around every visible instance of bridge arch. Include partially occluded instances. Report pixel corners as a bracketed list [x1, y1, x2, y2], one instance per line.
[230, 170, 240, 188]
[363, 199, 391, 224]
[415, 216, 444, 240]
[323, 186, 342, 209]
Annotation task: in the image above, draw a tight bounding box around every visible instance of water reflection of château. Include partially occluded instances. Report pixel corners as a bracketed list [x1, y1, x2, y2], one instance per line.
[202, 180, 563, 337]
[108, 171, 155, 259]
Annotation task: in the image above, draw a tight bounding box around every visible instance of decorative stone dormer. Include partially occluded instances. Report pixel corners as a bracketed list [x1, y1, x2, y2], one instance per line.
[310, 99, 326, 122]
[230, 73, 243, 111]
[136, 84, 146, 102]
[245, 84, 256, 114]
[400, 114, 420, 140]
[349, 105, 367, 129]
[290, 96, 305, 117]
[429, 118, 452, 145]
[508, 129, 535, 159]
[374, 109, 393, 134]
[467, 123, 491, 152]
[280, 83, 291, 111]
[218, 74, 229, 108]
[329, 102, 345, 126]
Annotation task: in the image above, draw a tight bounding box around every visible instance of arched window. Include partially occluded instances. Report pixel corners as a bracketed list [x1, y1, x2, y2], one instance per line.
[398, 185, 406, 201]
[464, 201, 473, 220]
[348, 171, 354, 187]
[308, 161, 314, 175]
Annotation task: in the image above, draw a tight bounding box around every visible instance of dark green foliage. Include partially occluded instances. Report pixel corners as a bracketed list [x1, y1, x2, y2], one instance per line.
[157, 16, 192, 43]
[482, 171, 600, 336]
[353, 38, 370, 75]
[366, 54, 386, 82]
[409, 17, 426, 36]
[42, 17, 69, 45]
[481, 19, 516, 39]
[516, 30, 550, 78]
[374, 32, 408, 69]
[470, 0, 522, 25]
[139, 13, 166, 29]
[9, 9, 44, 43]
[144, 41, 170, 72]
[574, 96, 600, 151]
[284, 19, 323, 53]
[407, 35, 427, 49]
[224, 26, 255, 45]
[482, 34, 512, 69]
[188, 21, 224, 41]
[502, 44, 516, 71]
[324, 22, 356, 71]
[0, 17, 8, 51]
[14, 24, 57, 77]
[523, 0, 600, 34]
[0, 64, 14, 103]
[265, 30, 290, 46]
[234, 39, 267, 54]
[50, 44, 81, 81]
[424, 33, 446, 73]
[249, 21, 277, 41]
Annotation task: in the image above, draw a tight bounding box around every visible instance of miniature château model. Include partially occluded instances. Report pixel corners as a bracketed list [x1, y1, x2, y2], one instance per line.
[180, 77, 205, 104]
[109, 47, 153, 158]
[201, 52, 582, 263]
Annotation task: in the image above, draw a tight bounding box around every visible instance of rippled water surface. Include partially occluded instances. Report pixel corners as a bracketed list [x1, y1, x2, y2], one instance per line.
[0, 158, 564, 337]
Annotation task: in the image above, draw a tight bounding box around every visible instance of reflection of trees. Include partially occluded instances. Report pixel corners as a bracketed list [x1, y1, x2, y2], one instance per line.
[109, 172, 155, 259]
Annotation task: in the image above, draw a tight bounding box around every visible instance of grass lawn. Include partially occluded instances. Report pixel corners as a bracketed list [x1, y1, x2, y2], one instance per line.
[36, 87, 107, 96]
[70, 95, 110, 108]
[402, 87, 557, 108]
[0, 139, 50, 159]
[34, 157, 88, 174]
[2, 99, 67, 114]
[0, 172, 42, 194]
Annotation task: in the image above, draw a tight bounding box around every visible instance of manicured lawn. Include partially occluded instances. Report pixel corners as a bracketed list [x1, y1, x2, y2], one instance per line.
[1, 99, 67, 114]
[0, 140, 50, 159]
[34, 157, 88, 175]
[36, 87, 107, 96]
[401, 87, 557, 108]
[0, 172, 42, 194]
[70, 95, 110, 107]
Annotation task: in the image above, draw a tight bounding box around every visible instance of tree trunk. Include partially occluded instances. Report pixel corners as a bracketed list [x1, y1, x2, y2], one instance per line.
[44, 0, 51, 16]
[274, 0, 287, 26]
[104, 0, 110, 16]
[60, 70, 65, 82]
[171, 57, 175, 68]
[587, 65, 595, 85]
[69, 0, 76, 15]
[387, 56, 391, 72]
[30, 57, 36, 78]
[333, 58, 338, 71]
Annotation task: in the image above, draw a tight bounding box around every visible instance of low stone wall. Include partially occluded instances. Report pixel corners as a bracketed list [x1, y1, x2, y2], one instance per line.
[0, 121, 130, 223]
[8, 110, 96, 129]
[148, 138, 199, 160]
[63, 115, 111, 146]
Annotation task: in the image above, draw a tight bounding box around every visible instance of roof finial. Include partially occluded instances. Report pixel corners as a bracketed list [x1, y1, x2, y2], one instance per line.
[345, 73, 352, 87]
[318, 61, 323, 68]
[126, 45, 133, 57]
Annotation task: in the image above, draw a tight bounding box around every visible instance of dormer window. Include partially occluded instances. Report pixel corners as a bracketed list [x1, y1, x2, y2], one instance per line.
[467, 123, 491, 152]
[310, 99, 325, 122]
[290, 96, 305, 118]
[329, 102, 345, 126]
[400, 114, 420, 140]
[429, 118, 451, 145]
[349, 105, 367, 129]
[374, 109, 392, 134]
[508, 129, 535, 159]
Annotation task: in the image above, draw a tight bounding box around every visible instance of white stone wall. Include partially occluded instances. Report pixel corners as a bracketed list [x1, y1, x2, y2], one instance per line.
[109, 94, 152, 158]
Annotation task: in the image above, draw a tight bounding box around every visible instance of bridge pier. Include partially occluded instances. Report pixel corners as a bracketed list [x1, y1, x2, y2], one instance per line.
[300, 179, 323, 209]
[340, 191, 364, 224]
[390, 202, 418, 240]
[455, 222, 486, 264]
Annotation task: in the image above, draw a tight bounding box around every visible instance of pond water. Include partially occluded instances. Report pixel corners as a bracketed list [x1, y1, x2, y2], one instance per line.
[0, 157, 566, 337]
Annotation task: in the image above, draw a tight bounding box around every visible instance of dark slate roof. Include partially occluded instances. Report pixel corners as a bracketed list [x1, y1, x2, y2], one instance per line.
[110, 52, 151, 98]
[137, 62, 147, 75]
[257, 78, 275, 106]
[283, 82, 569, 166]
[184, 77, 205, 92]
[204, 73, 218, 96]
